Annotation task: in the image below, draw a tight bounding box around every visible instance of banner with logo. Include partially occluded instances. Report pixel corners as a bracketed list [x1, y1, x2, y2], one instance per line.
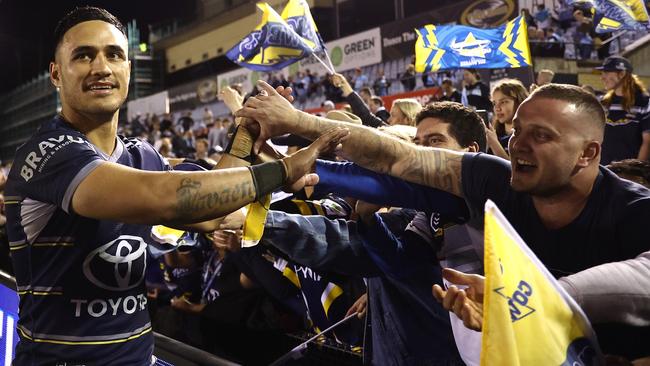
[381, 0, 517, 61]
[297, 27, 382, 74]
[415, 15, 531, 72]
[481, 200, 601, 365]
[167, 77, 219, 111]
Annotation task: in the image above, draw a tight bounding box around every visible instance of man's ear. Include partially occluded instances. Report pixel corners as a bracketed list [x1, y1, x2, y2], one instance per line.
[578, 141, 600, 168]
[50, 61, 61, 89]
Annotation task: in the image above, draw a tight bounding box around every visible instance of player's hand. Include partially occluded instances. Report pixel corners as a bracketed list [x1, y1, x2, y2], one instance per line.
[281, 127, 350, 192]
[236, 80, 302, 153]
[432, 268, 485, 331]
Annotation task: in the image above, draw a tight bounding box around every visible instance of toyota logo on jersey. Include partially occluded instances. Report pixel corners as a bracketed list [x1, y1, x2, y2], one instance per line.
[83, 235, 147, 291]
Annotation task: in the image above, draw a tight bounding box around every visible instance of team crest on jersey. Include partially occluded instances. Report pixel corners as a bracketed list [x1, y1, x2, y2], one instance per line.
[83, 235, 147, 291]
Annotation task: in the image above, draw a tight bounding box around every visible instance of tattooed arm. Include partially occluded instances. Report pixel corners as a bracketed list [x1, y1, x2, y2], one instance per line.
[237, 80, 465, 196]
[70, 128, 348, 226]
[72, 163, 257, 225]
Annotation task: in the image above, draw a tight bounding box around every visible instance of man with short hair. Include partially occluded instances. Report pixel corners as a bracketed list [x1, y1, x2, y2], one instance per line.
[237, 81, 650, 357]
[4, 7, 345, 365]
[369, 96, 390, 122]
[259, 101, 486, 365]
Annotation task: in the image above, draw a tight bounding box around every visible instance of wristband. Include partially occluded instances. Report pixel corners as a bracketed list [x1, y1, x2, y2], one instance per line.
[224, 125, 255, 163]
[247, 161, 287, 199]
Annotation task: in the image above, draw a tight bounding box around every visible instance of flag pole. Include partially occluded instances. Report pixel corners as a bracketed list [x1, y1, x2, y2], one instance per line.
[322, 50, 336, 73]
[312, 52, 335, 74]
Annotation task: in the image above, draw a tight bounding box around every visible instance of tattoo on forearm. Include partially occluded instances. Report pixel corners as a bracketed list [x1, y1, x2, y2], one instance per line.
[175, 178, 253, 216]
[401, 149, 463, 195]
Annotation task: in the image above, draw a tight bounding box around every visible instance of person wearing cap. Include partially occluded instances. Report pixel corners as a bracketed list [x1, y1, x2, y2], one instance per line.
[597, 55, 650, 164]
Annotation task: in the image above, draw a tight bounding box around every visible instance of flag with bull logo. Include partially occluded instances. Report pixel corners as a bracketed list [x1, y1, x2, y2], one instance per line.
[415, 15, 531, 73]
[226, 2, 317, 71]
[481, 200, 602, 365]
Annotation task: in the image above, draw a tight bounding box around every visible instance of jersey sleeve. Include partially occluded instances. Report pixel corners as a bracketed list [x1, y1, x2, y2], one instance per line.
[315, 160, 469, 219]
[461, 153, 512, 216]
[10, 131, 104, 213]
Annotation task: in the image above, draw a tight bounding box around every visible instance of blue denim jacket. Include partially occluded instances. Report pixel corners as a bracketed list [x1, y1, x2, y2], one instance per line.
[263, 210, 464, 366]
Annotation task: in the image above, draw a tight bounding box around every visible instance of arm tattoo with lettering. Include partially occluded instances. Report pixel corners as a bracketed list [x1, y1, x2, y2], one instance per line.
[175, 178, 254, 217]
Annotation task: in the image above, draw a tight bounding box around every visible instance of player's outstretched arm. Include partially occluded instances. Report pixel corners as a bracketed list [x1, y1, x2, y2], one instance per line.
[71, 128, 349, 226]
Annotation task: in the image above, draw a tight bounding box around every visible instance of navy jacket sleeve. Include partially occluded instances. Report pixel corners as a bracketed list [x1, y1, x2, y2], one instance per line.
[262, 210, 381, 277]
[357, 211, 436, 280]
[345, 91, 387, 128]
[315, 160, 469, 219]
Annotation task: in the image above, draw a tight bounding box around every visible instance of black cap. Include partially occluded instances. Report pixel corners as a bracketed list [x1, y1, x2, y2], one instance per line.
[595, 56, 633, 72]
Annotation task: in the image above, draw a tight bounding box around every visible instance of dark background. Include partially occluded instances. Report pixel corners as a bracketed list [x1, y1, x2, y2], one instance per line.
[0, 0, 195, 94]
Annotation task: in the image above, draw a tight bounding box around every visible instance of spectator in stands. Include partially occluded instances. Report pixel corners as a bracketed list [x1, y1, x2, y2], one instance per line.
[130, 112, 146, 137]
[359, 86, 373, 106]
[529, 69, 555, 92]
[486, 78, 529, 159]
[439, 78, 462, 103]
[400, 64, 417, 92]
[373, 69, 391, 96]
[332, 72, 421, 127]
[237, 82, 650, 357]
[597, 56, 650, 164]
[534, 4, 552, 30]
[158, 137, 175, 158]
[369, 96, 390, 122]
[352, 67, 369, 91]
[202, 107, 214, 126]
[462, 69, 492, 111]
[194, 138, 209, 160]
[521, 8, 537, 28]
[321, 100, 335, 113]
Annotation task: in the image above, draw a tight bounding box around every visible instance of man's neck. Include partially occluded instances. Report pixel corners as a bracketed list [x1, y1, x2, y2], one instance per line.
[61, 108, 118, 155]
[531, 166, 599, 230]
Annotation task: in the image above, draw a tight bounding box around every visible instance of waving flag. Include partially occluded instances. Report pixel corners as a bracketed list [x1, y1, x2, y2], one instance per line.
[226, 3, 316, 71]
[281, 0, 326, 52]
[592, 0, 650, 33]
[481, 200, 602, 365]
[415, 16, 531, 72]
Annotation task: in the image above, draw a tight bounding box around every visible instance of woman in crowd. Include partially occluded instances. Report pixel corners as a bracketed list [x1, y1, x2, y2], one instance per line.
[486, 78, 529, 159]
[597, 56, 650, 165]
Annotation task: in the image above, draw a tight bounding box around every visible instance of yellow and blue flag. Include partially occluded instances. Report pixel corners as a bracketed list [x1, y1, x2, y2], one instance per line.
[415, 16, 531, 73]
[580, 0, 650, 33]
[281, 0, 326, 53]
[226, 3, 316, 71]
[481, 200, 602, 365]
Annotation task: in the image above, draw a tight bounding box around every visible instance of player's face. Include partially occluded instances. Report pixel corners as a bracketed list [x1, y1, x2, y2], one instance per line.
[414, 117, 467, 151]
[51, 20, 130, 119]
[508, 97, 587, 196]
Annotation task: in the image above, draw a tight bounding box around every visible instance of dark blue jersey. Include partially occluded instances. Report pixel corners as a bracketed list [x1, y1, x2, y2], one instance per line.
[601, 92, 650, 164]
[5, 116, 169, 365]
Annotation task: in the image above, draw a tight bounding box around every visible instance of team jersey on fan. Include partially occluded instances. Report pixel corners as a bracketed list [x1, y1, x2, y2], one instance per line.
[4, 115, 169, 365]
